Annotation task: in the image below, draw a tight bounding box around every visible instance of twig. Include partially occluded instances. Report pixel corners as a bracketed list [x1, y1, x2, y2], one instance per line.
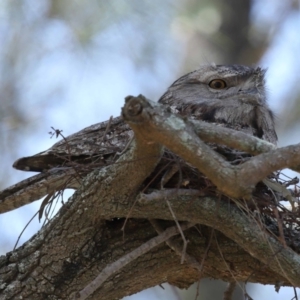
[161, 164, 179, 188]
[149, 219, 201, 271]
[166, 199, 188, 263]
[214, 232, 244, 298]
[223, 282, 236, 300]
[292, 287, 298, 300]
[195, 228, 215, 300]
[13, 211, 39, 250]
[138, 189, 206, 203]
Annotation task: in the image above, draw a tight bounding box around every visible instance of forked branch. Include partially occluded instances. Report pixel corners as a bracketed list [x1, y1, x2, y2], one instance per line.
[122, 95, 300, 198]
[0, 95, 300, 300]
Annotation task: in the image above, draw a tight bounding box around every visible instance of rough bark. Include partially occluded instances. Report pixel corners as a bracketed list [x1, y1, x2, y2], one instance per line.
[0, 95, 300, 300]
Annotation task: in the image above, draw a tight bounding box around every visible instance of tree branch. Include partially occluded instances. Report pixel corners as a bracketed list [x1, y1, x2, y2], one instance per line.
[122, 95, 300, 198]
[0, 169, 79, 213]
[85, 189, 300, 287]
[75, 222, 194, 300]
[190, 119, 276, 155]
[1, 95, 300, 299]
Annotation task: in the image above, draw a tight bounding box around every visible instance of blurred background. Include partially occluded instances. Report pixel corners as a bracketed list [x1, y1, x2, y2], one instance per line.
[0, 0, 299, 299]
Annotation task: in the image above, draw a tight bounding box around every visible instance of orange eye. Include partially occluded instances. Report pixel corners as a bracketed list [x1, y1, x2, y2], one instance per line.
[209, 79, 227, 89]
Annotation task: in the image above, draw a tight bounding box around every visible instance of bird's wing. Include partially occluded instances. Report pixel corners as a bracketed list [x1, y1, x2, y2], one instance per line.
[13, 116, 133, 172]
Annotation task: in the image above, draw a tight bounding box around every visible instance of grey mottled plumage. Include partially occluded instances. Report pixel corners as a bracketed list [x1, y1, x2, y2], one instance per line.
[13, 64, 277, 172]
[159, 64, 277, 144]
[0, 64, 277, 213]
[13, 116, 133, 172]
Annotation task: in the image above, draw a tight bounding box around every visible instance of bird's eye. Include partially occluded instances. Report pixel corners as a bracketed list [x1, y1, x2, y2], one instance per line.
[209, 79, 227, 89]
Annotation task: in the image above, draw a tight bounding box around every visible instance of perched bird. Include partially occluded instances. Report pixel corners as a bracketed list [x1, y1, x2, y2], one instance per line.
[159, 64, 277, 145]
[0, 64, 277, 213]
[13, 64, 277, 172]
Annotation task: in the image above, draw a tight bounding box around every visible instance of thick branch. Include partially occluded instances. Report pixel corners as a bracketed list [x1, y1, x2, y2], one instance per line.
[1, 95, 300, 300]
[92, 189, 300, 287]
[0, 96, 165, 299]
[75, 222, 194, 300]
[122, 95, 300, 198]
[190, 119, 276, 155]
[0, 94, 286, 213]
[0, 169, 79, 213]
[239, 145, 300, 187]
